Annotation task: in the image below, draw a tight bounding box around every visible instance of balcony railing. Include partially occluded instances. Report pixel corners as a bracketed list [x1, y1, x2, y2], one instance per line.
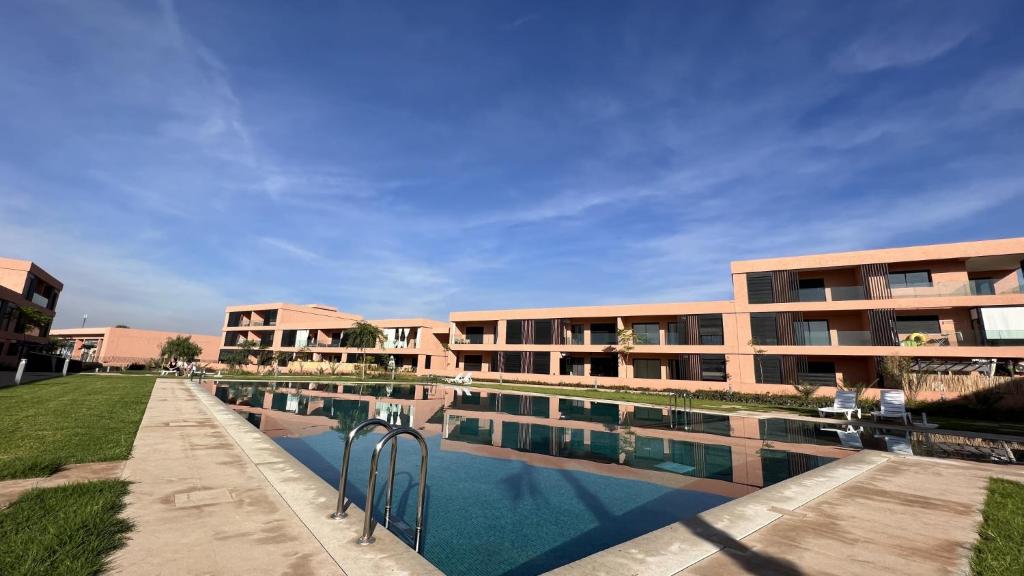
[891, 281, 1023, 298]
[793, 286, 867, 302]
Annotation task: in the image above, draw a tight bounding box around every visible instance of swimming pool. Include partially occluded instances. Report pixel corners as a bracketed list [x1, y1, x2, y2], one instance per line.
[206, 381, 1021, 575]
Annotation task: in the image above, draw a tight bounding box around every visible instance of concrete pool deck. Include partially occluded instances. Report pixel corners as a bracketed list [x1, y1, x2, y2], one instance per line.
[551, 453, 1024, 576]
[111, 378, 441, 576]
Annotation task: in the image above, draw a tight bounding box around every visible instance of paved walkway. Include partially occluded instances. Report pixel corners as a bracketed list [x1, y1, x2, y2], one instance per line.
[111, 378, 439, 576]
[0, 461, 125, 508]
[677, 456, 1024, 576]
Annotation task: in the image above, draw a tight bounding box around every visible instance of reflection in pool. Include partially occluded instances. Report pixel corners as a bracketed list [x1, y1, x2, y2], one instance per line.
[206, 381, 1017, 576]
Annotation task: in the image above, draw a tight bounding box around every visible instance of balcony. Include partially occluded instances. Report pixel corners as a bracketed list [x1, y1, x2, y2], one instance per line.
[795, 286, 866, 302]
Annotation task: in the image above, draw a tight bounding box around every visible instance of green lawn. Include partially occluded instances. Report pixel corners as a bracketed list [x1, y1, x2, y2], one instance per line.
[465, 382, 817, 415]
[971, 478, 1024, 576]
[0, 480, 133, 576]
[0, 374, 155, 480]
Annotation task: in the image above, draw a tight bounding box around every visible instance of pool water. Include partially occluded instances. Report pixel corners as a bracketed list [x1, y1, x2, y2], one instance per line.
[208, 381, 1021, 575]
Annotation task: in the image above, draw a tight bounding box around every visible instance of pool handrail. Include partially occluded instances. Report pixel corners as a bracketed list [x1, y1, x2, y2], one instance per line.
[331, 418, 396, 519]
[358, 427, 429, 553]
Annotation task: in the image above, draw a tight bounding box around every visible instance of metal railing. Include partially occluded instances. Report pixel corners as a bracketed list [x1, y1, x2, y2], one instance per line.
[359, 428, 429, 552]
[670, 392, 693, 431]
[332, 419, 396, 519]
[332, 419, 430, 554]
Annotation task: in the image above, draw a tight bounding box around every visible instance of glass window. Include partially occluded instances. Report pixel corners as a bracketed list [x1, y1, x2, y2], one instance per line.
[746, 273, 774, 304]
[560, 355, 584, 376]
[465, 326, 484, 344]
[754, 355, 783, 384]
[970, 278, 996, 296]
[632, 323, 660, 345]
[698, 314, 724, 345]
[667, 322, 681, 345]
[795, 320, 831, 345]
[700, 354, 726, 381]
[590, 354, 618, 377]
[590, 323, 617, 345]
[463, 355, 482, 372]
[506, 321, 523, 345]
[503, 352, 522, 373]
[633, 358, 661, 379]
[227, 312, 242, 327]
[534, 320, 553, 345]
[570, 324, 584, 345]
[889, 270, 933, 288]
[750, 313, 779, 345]
[532, 352, 550, 374]
[895, 315, 941, 334]
[798, 278, 826, 302]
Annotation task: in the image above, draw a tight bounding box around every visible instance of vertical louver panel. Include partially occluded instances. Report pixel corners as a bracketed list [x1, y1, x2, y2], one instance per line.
[776, 312, 803, 345]
[746, 273, 775, 304]
[686, 315, 700, 345]
[522, 320, 535, 345]
[860, 263, 892, 299]
[771, 270, 799, 303]
[868, 309, 899, 346]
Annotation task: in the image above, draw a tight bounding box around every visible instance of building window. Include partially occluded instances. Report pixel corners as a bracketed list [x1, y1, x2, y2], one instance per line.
[798, 278, 826, 302]
[590, 354, 618, 377]
[747, 273, 774, 304]
[751, 313, 779, 345]
[700, 354, 726, 382]
[570, 324, 584, 345]
[463, 355, 482, 372]
[633, 358, 661, 379]
[754, 355, 783, 384]
[466, 326, 484, 344]
[970, 278, 996, 295]
[801, 361, 837, 386]
[590, 323, 617, 345]
[698, 314, 724, 345]
[560, 355, 584, 376]
[795, 320, 831, 345]
[506, 321, 523, 345]
[534, 320, 553, 345]
[255, 331, 274, 347]
[262, 310, 278, 326]
[280, 330, 297, 347]
[895, 315, 941, 334]
[666, 322, 681, 345]
[889, 270, 932, 289]
[503, 352, 522, 373]
[227, 312, 242, 327]
[532, 353, 550, 374]
[632, 323, 660, 345]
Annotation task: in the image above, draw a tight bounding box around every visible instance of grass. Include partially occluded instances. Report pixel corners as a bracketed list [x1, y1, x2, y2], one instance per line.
[0, 480, 133, 576]
[925, 416, 1024, 436]
[0, 374, 155, 480]
[971, 478, 1024, 576]
[465, 382, 818, 415]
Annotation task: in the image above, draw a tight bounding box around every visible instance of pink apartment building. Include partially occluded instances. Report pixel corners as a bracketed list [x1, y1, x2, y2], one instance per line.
[218, 303, 449, 373]
[50, 326, 222, 367]
[444, 238, 1024, 399]
[0, 258, 62, 368]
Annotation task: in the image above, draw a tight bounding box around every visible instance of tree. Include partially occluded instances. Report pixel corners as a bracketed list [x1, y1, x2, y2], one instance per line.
[346, 321, 386, 379]
[237, 339, 258, 369]
[115, 324, 130, 328]
[614, 328, 645, 367]
[16, 306, 53, 359]
[160, 335, 203, 362]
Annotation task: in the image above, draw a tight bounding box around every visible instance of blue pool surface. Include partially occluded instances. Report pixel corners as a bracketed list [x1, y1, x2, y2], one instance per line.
[277, 429, 730, 576]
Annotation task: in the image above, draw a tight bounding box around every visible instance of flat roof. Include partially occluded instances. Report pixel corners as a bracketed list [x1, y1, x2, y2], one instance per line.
[730, 237, 1024, 273]
[0, 257, 64, 290]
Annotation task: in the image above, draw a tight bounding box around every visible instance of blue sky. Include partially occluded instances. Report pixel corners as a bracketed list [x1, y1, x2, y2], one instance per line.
[2, 1, 1024, 334]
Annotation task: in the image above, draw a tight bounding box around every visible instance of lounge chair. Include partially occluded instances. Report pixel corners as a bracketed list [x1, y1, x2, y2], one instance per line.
[444, 372, 468, 385]
[818, 391, 861, 420]
[871, 390, 911, 425]
[159, 368, 179, 376]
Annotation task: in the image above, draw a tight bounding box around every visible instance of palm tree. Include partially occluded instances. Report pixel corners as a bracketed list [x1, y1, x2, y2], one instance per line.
[346, 321, 385, 379]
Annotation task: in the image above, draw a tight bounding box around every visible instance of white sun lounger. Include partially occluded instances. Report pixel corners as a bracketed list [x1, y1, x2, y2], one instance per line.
[818, 391, 861, 420]
[871, 390, 911, 425]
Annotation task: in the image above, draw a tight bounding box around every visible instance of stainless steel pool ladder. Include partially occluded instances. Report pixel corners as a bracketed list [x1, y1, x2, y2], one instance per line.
[671, 392, 693, 430]
[330, 418, 430, 554]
